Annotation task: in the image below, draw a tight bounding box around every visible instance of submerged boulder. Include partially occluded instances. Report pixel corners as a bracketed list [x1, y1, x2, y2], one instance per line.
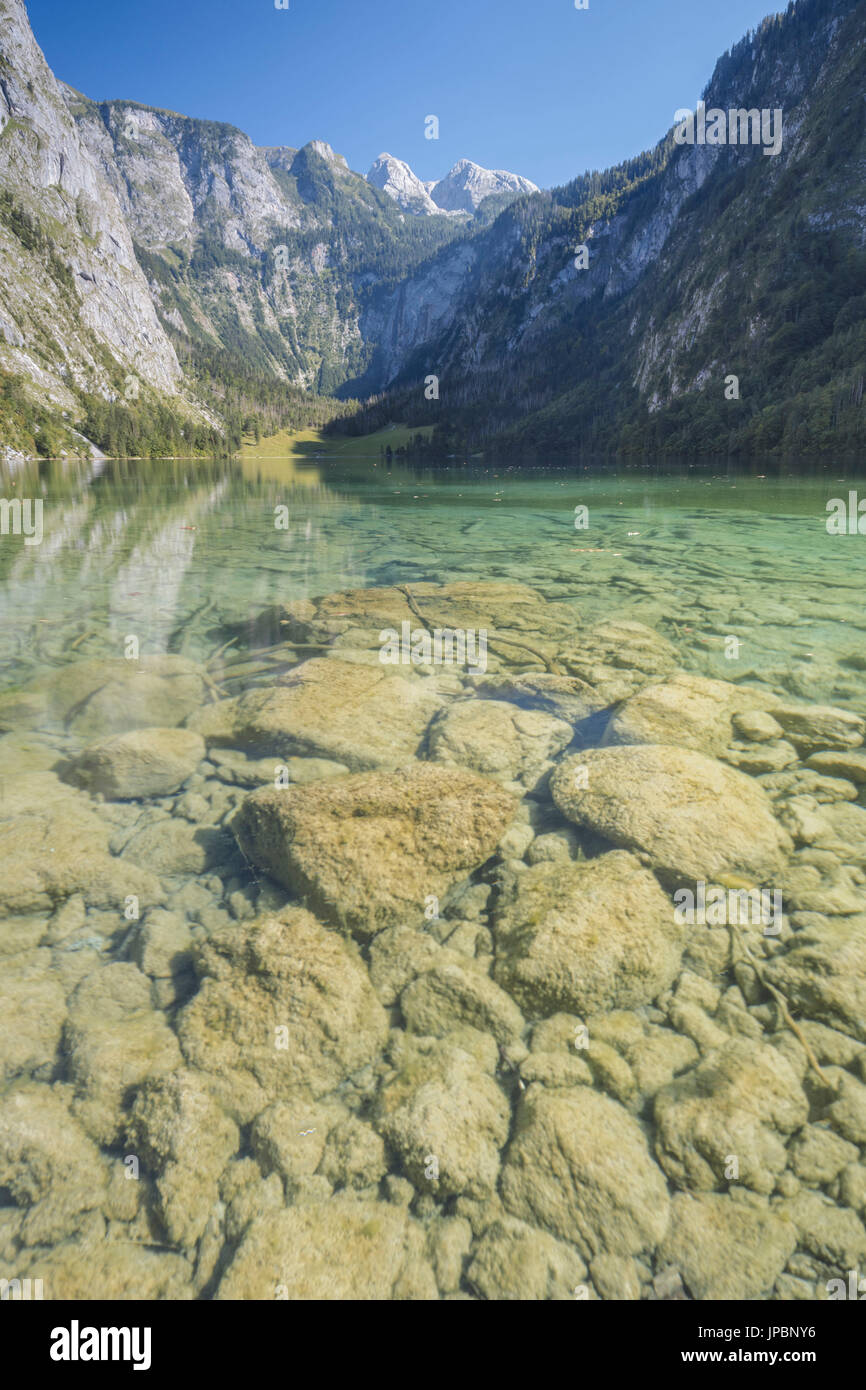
[188, 657, 443, 772]
[763, 916, 866, 1042]
[428, 698, 572, 790]
[0, 655, 205, 739]
[658, 1193, 797, 1300]
[231, 762, 517, 937]
[0, 772, 160, 915]
[653, 1037, 807, 1193]
[500, 1086, 670, 1258]
[216, 1197, 436, 1300]
[68, 727, 205, 799]
[603, 673, 776, 756]
[493, 851, 684, 1017]
[177, 908, 388, 1121]
[375, 1032, 510, 1200]
[65, 963, 183, 1144]
[551, 745, 791, 884]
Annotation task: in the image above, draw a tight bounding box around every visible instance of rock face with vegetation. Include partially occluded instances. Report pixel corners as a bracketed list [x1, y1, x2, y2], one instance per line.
[3, 0, 866, 458]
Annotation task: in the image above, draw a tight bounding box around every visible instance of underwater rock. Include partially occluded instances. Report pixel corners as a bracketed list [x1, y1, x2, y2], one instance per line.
[177, 909, 388, 1122]
[734, 710, 786, 743]
[23, 1239, 194, 1300]
[0, 950, 66, 1083]
[231, 762, 517, 938]
[129, 909, 193, 981]
[777, 1189, 866, 1270]
[658, 1193, 797, 1300]
[121, 819, 230, 877]
[428, 698, 572, 790]
[250, 1099, 337, 1188]
[467, 1216, 587, 1300]
[129, 1068, 239, 1248]
[806, 749, 866, 783]
[317, 1115, 388, 1192]
[68, 727, 205, 799]
[603, 673, 775, 756]
[772, 704, 865, 755]
[788, 1125, 859, 1184]
[0, 1083, 108, 1247]
[278, 579, 574, 654]
[500, 1086, 670, 1258]
[0, 772, 161, 914]
[467, 672, 606, 725]
[551, 745, 791, 884]
[188, 657, 444, 772]
[216, 1198, 437, 1299]
[375, 1032, 510, 1200]
[807, 801, 866, 865]
[400, 960, 525, 1046]
[653, 1037, 807, 1193]
[367, 925, 445, 1005]
[559, 618, 678, 703]
[1, 655, 205, 739]
[493, 851, 684, 1017]
[208, 746, 348, 788]
[65, 963, 183, 1145]
[763, 916, 866, 1041]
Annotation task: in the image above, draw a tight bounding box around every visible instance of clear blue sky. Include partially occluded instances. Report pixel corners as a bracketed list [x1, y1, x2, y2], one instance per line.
[26, 0, 783, 189]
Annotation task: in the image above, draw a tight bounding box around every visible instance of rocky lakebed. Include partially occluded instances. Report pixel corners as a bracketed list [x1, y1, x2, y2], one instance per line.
[2, 573, 866, 1301]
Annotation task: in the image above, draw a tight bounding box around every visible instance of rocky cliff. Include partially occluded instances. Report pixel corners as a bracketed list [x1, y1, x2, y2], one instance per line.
[0, 0, 180, 421]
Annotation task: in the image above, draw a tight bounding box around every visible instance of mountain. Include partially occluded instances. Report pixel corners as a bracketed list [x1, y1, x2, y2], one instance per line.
[0, 0, 189, 457]
[2, 0, 865, 460]
[429, 158, 539, 214]
[366, 154, 442, 216]
[367, 153, 539, 219]
[350, 0, 866, 457]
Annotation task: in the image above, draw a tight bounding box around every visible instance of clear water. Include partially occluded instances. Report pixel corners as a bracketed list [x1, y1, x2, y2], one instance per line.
[2, 455, 865, 697]
[3, 450, 866, 1301]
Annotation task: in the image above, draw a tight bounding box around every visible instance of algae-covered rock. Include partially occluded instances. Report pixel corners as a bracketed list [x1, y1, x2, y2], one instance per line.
[763, 916, 866, 1042]
[68, 727, 205, 799]
[2, 655, 205, 739]
[177, 908, 388, 1121]
[658, 1193, 797, 1300]
[65, 963, 183, 1144]
[0, 772, 160, 915]
[467, 672, 605, 725]
[128, 1069, 239, 1247]
[216, 1198, 437, 1299]
[24, 1239, 194, 1300]
[0, 1083, 108, 1246]
[500, 1087, 670, 1258]
[653, 1037, 807, 1193]
[231, 762, 516, 937]
[367, 925, 444, 1005]
[552, 745, 791, 884]
[493, 851, 684, 1017]
[467, 1217, 587, 1300]
[773, 704, 865, 754]
[189, 657, 443, 771]
[777, 1189, 866, 1269]
[400, 960, 525, 1046]
[428, 698, 572, 789]
[375, 1033, 510, 1200]
[317, 1116, 387, 1192]
[603, 673, 775, 756]
[0, 950, 66, 1082]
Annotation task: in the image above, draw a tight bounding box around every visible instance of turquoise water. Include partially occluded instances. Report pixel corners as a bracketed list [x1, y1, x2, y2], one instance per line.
[2, 451, 866, 1302]
[1, 456, 865, 703]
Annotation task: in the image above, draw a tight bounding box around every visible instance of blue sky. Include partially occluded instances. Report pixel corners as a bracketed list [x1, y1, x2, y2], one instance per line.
[27, 0, 783, 189]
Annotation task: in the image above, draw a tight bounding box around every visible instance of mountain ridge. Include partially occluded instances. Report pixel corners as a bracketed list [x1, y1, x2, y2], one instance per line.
[2, 0, 865, 460]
